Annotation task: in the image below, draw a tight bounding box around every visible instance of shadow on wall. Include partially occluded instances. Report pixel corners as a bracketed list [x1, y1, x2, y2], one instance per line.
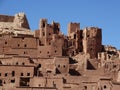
[87, 60, 96, 70]
[69, 69, 81, 76]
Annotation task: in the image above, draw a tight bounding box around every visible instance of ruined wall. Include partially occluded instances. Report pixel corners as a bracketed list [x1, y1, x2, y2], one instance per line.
[0, 13, 30, 30]
[67, 23, 83, 56]
[68, 23, 80, 35]
[83, 27, 102, 58]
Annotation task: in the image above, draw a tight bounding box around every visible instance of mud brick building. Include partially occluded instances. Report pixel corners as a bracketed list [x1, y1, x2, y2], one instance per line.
[0, 12, 119, 90]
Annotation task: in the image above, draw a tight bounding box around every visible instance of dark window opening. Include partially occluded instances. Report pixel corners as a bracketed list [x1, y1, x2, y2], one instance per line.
[47, 51, 49, 54]
[49, 55, 51, 57]
[84, 86, 87, 90]
[24, 51, 26, 54]
[5, 42, 7, 44]
[27, 73, 30, 76]
[49, 33, 51, 35]
[42, 23, 45, 27]
[40, 51, 41, 53]
[21, 73, 23, 76]
[24, 44, 27, 47]
[18, 44, 20, 47]
[22, 62, 25, 65]
[12, 71, 15, 77]
[55, 50, 57, 53]
[0, 80, 2, 86]
[11, 79, 15, 83]
[104, 85, 107, 89]
[87, 35, 90, 37]
[3, 81, 5, 84]
[22, 37, 24, 40]
[90, 48, 93, 51]
[16, 62, 18, 65]
[47, 70, 52, 73]
[58, 65, 60, 68]
[38, 64, 41, 68]
[49, 42, 51, 45]
[74, 34, 76, 39]
[63, 65, 66, 68]
[5, 73, 7, 77]
[0, 73, 1, 76]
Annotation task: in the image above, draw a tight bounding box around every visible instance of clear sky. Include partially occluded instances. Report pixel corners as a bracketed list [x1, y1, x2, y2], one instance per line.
[0, 0, 120, 49]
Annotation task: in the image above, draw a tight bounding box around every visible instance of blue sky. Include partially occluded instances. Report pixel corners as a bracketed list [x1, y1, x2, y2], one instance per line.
[0, 0, 120, 49]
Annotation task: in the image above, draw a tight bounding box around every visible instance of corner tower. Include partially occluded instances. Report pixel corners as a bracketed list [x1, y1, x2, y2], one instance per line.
[83, 27, 102, 58]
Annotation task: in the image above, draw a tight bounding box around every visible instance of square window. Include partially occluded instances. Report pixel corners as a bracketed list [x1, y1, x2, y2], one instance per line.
[5, 73, 7, 77]
[27, 73, 30, 76]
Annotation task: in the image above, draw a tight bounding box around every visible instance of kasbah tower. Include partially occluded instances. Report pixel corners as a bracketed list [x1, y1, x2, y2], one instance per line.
[0, 12, 119, 90]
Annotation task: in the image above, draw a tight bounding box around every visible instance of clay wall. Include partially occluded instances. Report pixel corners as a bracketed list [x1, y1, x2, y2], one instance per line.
[46, 77, 63, 89]
[55, 57, 69, 75]
[0, 65, 34, 78]
[83, 27, 102, 58]
[37, 58, 55, 76]
[0, 56, 33, 66]
[38, 45, 62, 58]
[68, 23, 80, 35]
[0, 65, 34, 86]
[0, 15, 14, 22]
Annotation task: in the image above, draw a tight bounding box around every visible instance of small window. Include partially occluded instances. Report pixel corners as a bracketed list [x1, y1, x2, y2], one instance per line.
[47, 51, 49, 54]
[5, 42, 7, 44]
[49, 33, 51, 35]
[21, 73, 23, 76]
[12, 71, 15, 77]
[24, 44, 27, 47]
[55, 50, 57, 53]
[58, 65, 60, 68]
[63, 65, 66, 68]
[11, 79, 15, 83]
[0, 79, 2, 86]
[27, 73, 30, 76]
[90, 48, 93, 51]
[16, 62, 18, 65]
[84, 86, 87, 90]
[18, 44, 20, 47]
[42, 23, 45, 27]
[40, 51, 41, 53]
[24, 52, 26, 54]
[0, 73, 1, 76]
[5, 73, 7, 77]
[22, 62, 25, 65]
[22, 37, 24, 40]
[74, 34, 76, 39]
[104, 85, 107, 89]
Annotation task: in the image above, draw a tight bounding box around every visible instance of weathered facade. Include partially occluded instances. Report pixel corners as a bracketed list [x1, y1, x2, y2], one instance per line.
[0, 13, 119, 90]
